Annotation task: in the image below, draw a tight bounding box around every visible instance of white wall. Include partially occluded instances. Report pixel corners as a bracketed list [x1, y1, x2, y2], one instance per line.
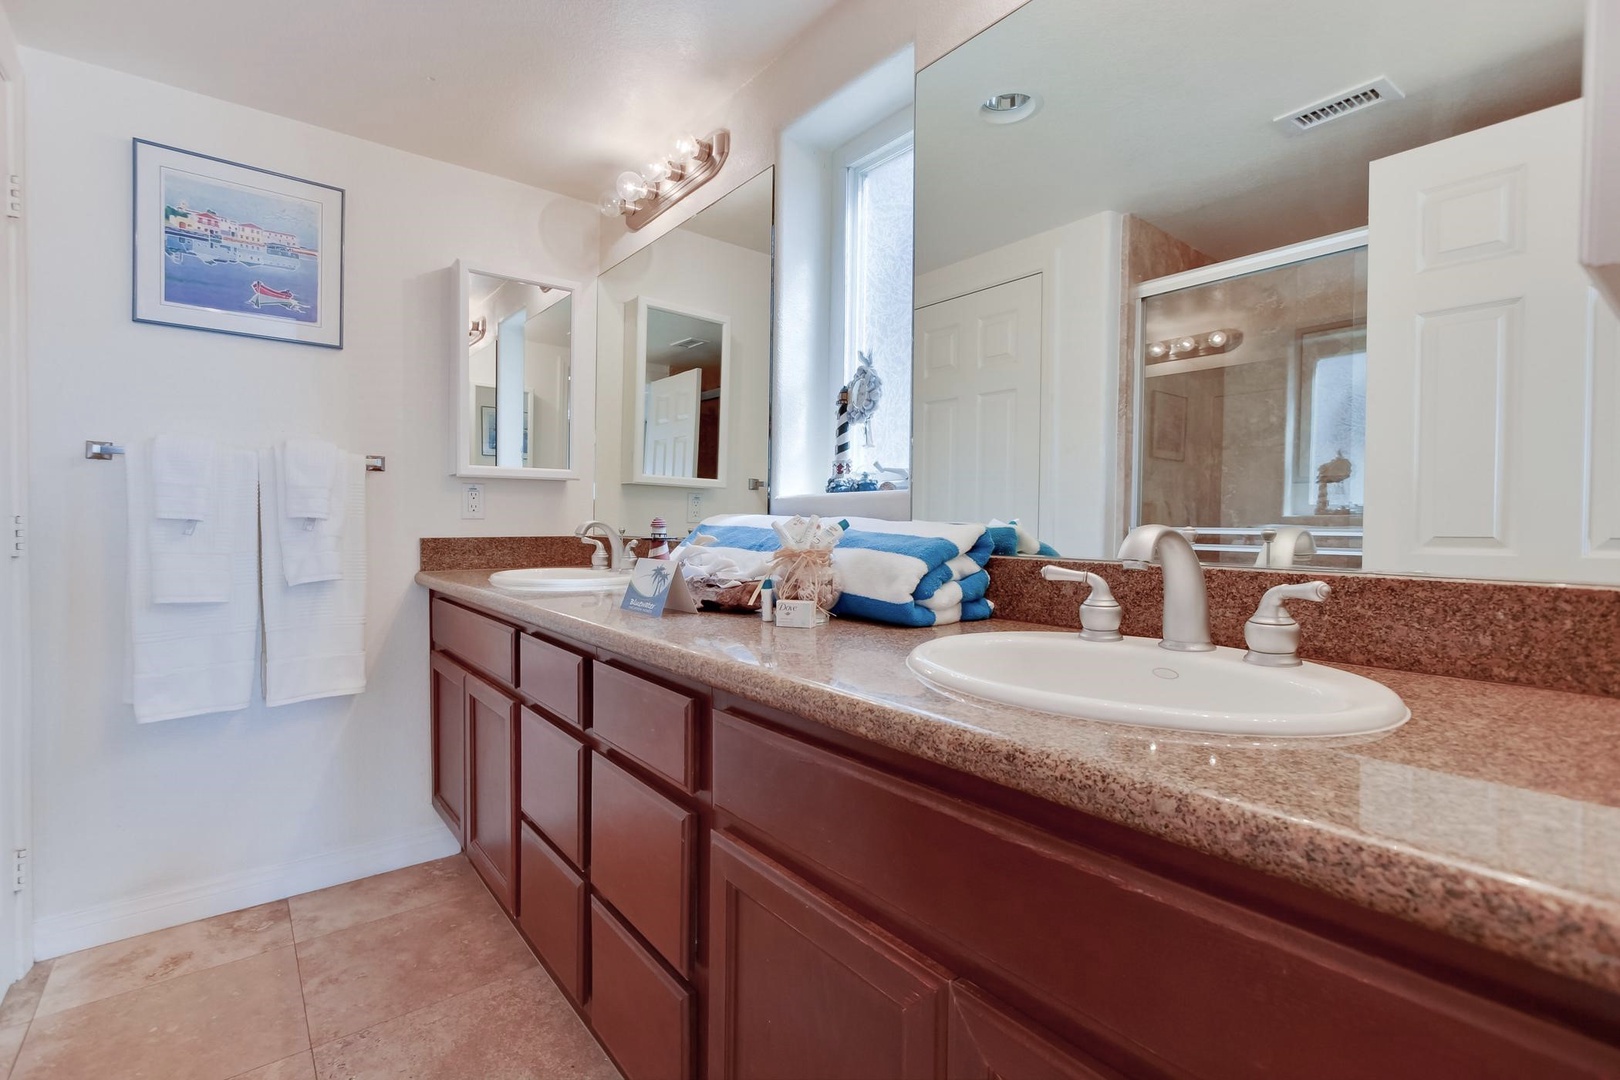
[0, 0, 29, 987]
[23, 48, 600, 955]
[915, 211, 1123, 556]
[596, 227, 772, 533]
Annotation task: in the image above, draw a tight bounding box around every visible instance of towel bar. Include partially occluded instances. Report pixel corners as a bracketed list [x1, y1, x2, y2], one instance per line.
[85, 441, 387, 472]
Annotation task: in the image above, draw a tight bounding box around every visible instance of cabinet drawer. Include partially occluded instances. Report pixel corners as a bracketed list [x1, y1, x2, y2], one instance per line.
[589, 898, 693, 1080]
[518, 632, 585, 727]
[590, 753, 695, 976]
[592, 663, 697, 791]
[712, 711, 1620, 1080]
[517, 823, 584, 1003]
[519, 706, 585, 868]
[431, 597, 515, 685]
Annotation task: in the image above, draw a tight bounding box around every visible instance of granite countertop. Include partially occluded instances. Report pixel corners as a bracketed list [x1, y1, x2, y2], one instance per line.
[419, 569, 1620, 996]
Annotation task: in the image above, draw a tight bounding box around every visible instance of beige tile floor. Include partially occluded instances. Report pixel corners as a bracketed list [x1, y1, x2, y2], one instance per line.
[0, 856, 622, 1080]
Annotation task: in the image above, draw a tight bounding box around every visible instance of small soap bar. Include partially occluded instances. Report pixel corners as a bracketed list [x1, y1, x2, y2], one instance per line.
[773, 599, 825, 628]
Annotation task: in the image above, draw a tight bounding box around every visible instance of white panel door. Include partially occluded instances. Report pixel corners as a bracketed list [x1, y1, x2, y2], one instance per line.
[913, 274, 1042, 524]
[1364, 100, 1618, 583]
[643, 368, 700, 478]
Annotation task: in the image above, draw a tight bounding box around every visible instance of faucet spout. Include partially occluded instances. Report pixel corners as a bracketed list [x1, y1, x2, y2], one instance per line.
[1117, 525, 1214, 652]
[575, 520, 629, 571]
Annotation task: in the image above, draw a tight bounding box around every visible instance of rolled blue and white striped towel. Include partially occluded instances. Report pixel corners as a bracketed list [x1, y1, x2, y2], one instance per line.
[683, 515, 994, 627]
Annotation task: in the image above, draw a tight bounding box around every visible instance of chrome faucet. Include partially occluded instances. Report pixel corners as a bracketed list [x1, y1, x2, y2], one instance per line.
[575, 520, 630, 571]
[1117, 525, 1214, 652]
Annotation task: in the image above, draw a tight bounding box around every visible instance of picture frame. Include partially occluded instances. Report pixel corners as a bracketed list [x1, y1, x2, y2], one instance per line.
[477, 394, 532, 462]
[132, 139, 345, 348]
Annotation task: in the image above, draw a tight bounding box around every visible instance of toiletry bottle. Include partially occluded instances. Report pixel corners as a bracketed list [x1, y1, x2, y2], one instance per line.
[760, 578, 775, 622]
[648, 517, 671, 560]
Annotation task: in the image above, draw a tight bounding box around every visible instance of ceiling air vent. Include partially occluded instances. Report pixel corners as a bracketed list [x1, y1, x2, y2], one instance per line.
[668, 337, 708, 349]
[1274, 77, 1404, 136]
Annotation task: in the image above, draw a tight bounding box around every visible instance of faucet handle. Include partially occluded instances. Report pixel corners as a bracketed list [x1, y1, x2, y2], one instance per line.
[1244, 581, 1330, 667]
[1039, 565, 1123, 642]
[580, 536, 609, 570]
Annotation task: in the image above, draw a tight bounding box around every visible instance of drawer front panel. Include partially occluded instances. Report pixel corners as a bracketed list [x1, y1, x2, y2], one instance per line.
[517, 823, 584, 1003]
[712, 712, 1620, 1080]
[519, 706, 585, 868]
[518, 633, 585, 727]
[592, 663, 697, 791]
[589, 898, 693, 1080]
[431, 597, 515, 685]
[590, 753, 695, 976]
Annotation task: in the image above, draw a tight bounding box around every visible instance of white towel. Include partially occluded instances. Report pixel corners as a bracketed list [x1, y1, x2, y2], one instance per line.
[280, 437, 337, 520]
[147, 435, 233, 603]
[275, 438, 345, 585]
[151, 435, 215, 522]
[126, 441, 259, 723]
[260, 449, 367, 706]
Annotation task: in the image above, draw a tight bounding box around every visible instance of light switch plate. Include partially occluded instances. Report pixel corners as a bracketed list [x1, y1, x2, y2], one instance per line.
[462, 483, 485, 520]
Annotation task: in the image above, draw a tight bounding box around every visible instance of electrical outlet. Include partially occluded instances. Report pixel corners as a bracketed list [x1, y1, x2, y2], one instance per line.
[462, 483, 485, 520]
[687, 492, 703, 524]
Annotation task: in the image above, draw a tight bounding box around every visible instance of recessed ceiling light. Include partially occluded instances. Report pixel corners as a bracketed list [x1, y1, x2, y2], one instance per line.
[980, 91, 1041, 125]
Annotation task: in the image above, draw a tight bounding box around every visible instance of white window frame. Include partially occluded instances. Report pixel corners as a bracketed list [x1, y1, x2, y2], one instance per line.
[828, 106, 914, 409]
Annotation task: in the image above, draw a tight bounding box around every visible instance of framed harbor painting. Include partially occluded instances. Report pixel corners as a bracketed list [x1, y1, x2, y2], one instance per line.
[132, 139, 344, 348]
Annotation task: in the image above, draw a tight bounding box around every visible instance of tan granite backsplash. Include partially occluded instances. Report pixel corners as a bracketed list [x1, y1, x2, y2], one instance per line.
[419, 536, 1620, 699]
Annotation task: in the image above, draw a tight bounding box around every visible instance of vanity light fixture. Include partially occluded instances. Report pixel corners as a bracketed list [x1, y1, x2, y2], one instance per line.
[1145, 329, 1243, 363]
[598, 129, 732, 232]
[980, 91, 1042, 125]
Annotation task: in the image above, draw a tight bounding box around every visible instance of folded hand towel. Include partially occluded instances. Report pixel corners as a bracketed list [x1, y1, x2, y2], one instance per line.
[989, 517, 1060, 558]
[685, 515, 994, 627]
[126, 440, 259, 722]
[275, 439, 346, 586]
[151, 435, 216, 522]
[280, 437, 338, 521]
[260, 448, 367, 706]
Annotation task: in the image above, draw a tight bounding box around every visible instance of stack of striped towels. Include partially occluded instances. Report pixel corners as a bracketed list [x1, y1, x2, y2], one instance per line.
[681, 514, 994, 627]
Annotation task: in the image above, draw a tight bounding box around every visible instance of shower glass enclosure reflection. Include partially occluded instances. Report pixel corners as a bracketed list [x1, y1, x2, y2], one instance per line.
[1134, 235, 1368, 568]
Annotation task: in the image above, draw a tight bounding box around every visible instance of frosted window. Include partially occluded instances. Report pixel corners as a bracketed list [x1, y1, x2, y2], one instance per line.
[1299, 346, 1367, 515]
[846, 146, 913, 477]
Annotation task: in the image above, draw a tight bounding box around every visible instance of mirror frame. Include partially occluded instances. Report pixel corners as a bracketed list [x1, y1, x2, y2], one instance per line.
[453, 259, 581, 481]
[627, 295, 731, 489]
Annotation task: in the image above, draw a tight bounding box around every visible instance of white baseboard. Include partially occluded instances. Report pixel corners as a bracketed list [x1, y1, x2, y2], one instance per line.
[32, 823, 461, 960]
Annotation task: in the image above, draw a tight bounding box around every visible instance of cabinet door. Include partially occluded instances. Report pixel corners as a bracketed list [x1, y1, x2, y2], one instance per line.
[429, 651, 468, 846]
[708, 832, 946, 1080]
[466, 673, 518, 913]
[947, 983, 1120, 1080]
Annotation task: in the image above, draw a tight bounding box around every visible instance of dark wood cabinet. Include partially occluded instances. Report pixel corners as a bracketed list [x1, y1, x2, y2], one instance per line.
[466, 672, 518, 913]
[518, 822, 585, 1003]
[429, 651, 468, 846]
[707, 832, 946, 1080]
[590, 898, 693, 1080]
[947, 983, 1119, 1080]
[424, 591, 1620, 1080]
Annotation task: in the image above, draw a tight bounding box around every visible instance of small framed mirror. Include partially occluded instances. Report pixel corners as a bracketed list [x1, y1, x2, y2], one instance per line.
[628, 297, 730, 487]
[453, 261, 577, 479]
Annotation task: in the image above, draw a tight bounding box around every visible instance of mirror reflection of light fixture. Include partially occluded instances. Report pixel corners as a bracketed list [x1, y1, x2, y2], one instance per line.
[599, 129, 732, 232]
[468, 316, 487, 347]
[1145, 328, 1243, 362]
[980, 90, 1043, 125]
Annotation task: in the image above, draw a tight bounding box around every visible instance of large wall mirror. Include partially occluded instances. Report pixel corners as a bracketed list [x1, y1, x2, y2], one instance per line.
[595, 167, 773, 534]
[454, 264, 576, 478]
[913, 0, 1620, 585]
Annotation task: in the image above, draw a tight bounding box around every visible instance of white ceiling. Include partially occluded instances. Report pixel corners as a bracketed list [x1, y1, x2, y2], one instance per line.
[647, 308, 723, 367]
[916, 0, 1585, 270]
[7, 0, 841, 203]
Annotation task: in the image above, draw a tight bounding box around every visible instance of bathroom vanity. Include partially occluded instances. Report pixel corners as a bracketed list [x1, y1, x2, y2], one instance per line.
[419, 570, 1620, 1080]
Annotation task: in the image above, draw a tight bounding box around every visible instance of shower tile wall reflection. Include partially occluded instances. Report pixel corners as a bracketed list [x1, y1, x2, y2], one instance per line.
[1138, 246, 1367, 568]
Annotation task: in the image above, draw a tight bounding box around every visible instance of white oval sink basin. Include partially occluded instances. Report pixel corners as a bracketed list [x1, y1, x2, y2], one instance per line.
[489, 567, 632, 594]
[907, 632, 1409, 737]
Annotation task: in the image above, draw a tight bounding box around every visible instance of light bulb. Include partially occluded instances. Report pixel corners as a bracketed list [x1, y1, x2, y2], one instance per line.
[616, 170, 649, 203]
[1176, 337, 1197, 353]
[644, 159, 672, 185]
[598, 193, 624, 217]
[1146, 341, 1168, 359]
[1206, 330, 1228, 348]
[674, 133, 707, 164]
